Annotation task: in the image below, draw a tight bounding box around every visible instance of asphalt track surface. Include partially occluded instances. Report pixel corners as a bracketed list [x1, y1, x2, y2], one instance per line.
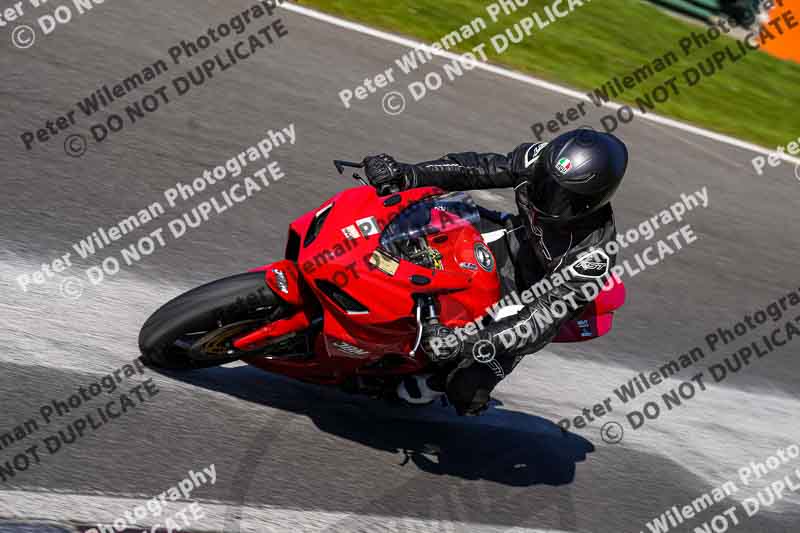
[1, 2, 800, 532]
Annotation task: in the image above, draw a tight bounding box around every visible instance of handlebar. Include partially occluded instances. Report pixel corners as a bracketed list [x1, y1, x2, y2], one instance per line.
[333, 159, 363, 173]
[333, 159, 368, 186]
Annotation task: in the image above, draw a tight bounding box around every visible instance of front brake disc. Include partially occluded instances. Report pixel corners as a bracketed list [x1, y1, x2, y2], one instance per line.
[189, 319, 264, 360]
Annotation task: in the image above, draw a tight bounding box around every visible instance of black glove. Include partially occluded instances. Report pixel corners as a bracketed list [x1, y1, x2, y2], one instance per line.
[362, 154, 413, 195]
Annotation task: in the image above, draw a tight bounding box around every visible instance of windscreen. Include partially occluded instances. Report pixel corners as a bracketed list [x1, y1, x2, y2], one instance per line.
[379, 192, 480, 267]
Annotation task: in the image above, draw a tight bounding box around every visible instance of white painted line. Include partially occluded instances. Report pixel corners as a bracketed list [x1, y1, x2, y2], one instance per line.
[0, 490, 571, 533]
[281, 3, 800, 165]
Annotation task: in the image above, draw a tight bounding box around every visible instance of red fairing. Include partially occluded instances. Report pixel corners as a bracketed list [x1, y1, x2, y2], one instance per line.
[233, 182, 623, 384]
[254, 260, 304, 307]
[233, 309, 312, 351]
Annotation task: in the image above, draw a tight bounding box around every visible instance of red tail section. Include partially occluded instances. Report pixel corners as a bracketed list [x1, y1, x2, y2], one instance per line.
[553, 279, 626, 343]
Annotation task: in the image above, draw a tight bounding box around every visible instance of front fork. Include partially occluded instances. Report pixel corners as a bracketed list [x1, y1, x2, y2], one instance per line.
[409, 294, 438, 357]
[410, 294, 462, 364]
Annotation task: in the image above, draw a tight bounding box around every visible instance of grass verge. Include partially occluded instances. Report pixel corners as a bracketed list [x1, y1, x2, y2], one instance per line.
[299, 0, 800, 148]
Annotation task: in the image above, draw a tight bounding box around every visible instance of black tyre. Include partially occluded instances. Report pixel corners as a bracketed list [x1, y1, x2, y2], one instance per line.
[138, 272, 280, 369]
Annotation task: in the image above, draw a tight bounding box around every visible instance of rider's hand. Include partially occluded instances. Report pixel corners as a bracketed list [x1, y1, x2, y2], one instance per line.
[362, 154, 412, 195]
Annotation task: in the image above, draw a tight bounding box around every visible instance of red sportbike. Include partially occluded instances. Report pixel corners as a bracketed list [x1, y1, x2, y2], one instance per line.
[139, 160, 625, 398]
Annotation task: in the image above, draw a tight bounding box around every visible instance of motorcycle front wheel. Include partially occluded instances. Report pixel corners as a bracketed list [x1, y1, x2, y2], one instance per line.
[138, 272, 281, 369]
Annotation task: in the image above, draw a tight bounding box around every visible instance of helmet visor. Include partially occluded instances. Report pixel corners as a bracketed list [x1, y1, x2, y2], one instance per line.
[529, 164, 606, 221]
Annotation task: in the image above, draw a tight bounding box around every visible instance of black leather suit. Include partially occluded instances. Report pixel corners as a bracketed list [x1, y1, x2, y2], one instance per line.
[404, 142, 619, 414]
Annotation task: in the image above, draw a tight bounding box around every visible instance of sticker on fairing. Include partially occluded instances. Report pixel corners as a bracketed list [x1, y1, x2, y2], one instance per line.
[272, 269, 289, 294]
[356, 216, 380, 237]
[341, 225, 360, 240]
[569, 249, 610, 279]
[473, 242, 494, 272]
[369, 249, 399, 276]
[331, 340, 370, 357]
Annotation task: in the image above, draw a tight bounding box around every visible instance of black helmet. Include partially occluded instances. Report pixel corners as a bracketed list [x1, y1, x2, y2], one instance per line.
[529, 129, 628, 222]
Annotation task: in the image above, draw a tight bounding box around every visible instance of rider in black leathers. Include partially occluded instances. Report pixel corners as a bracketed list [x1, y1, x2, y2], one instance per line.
[363, 128, 628, 415]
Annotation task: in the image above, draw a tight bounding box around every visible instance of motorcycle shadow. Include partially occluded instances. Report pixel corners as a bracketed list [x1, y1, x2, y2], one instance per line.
[154, 362, 594, 488]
